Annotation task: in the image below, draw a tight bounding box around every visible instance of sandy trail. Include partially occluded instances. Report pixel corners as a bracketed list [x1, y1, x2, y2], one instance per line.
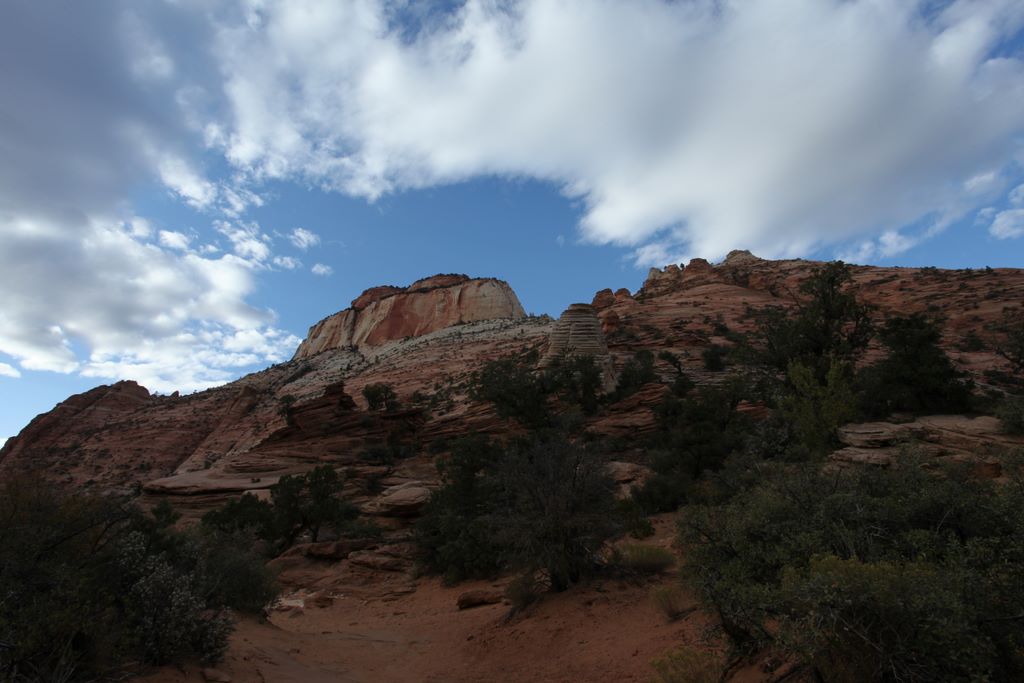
[140, 516, 719, 683]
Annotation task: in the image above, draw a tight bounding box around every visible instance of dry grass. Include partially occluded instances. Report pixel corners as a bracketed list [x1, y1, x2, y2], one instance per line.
[649, 645, 723, 683]
[650, 585, 693, 622]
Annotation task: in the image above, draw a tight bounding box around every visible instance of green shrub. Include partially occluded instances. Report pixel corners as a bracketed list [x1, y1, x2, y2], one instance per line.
[616, 497, 655, 539]
[470, 354, 552, 429]
[633, 382, 752, 512]
[203, 466, 358, 553]
[418, 432, 619, 592]
[202, 492, 275, 540]
[613, 544, 675, 574]
[416, 435, 505, 583]
[0, 477, 276, 680]
[543, 352, 603, 415]
[612, 350, 657, 401]
[858, 313, 973, 418]
[745, 261, 873, 383]
[681, 457, 1024, 680]
[362, 382, 399, 411]
[779, 358, 857, 459]
[491, 434, 619, 592]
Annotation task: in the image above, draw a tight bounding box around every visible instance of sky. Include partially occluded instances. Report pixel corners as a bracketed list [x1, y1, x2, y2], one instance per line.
[1, 0, 1024, 443]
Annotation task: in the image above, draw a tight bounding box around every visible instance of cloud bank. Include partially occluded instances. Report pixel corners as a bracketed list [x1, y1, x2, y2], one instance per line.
[210, 0, 1024, 263]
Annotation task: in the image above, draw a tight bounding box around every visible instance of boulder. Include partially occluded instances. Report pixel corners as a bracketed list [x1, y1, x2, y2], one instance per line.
[372, 482, 432, 517]
[457, 589, 506, 610]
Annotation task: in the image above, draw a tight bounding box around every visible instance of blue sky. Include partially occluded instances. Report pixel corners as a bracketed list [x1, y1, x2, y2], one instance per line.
[1, 0, 1023, 443]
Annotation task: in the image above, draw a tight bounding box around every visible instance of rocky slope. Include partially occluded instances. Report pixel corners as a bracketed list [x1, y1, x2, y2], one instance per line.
[3, 256, 1022, 504]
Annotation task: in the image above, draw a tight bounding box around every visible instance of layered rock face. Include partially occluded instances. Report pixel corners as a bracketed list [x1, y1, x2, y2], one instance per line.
[541, 303, 616, 388]
[542, 304, 610, 362]
[294, 274, 525, 358]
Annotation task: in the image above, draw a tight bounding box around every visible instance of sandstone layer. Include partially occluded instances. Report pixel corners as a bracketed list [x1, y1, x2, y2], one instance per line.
[294, 274, 526, 358]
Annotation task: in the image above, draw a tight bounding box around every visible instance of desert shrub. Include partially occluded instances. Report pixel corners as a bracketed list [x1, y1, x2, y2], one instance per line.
[616, 497, 655, 538]
[418, 432, 619, 592]
[362, 382, 399, 411]
[702, 344, 727, 371]
[542, 352, 604, 415]
[269, 465, 357, 548]
[416, 435, 505, 583]
[491, 434, 619, 591]
[997, 395, 1024, 435]
[745, 261, 873, 382]
[201, 492, 275, 540]
[858, 313, 973, 418]
[0, 477, 276, 680]
[613, 544, 675, 574]
[470, 354, 551, 429]
[116, 532, 233, 665]
[650, 585, 692, 622]
[612, 350, 658, 401]
[649, 646, 723, 683]
[779, 359, 857, 459]
[681, 456, 1024, 680]
[633, 382, 752, 512]
[204, 466, 357, 553]
[659, 351, 694, 396]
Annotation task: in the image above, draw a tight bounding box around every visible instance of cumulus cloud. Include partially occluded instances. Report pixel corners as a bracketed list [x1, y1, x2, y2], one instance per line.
[0, 214, 299, 391]
[990, 209, 1024, 239]
[311, 263, 334, 276]
[158, 229, 192, 250]
[0, 363, 20, 379]
[214, 220, 272, 263]
[208, 0, 1024, 263]
[0, 3, 300, 393]
[272, 255, 302, 269]
[289, 227, 321, 250]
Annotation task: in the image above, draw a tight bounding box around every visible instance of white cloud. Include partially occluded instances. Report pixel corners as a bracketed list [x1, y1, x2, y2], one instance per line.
[289, 227, 320, 250]
[273, 255, 301, 269]
[0, 362, 20, 378]
[214, 220, 271, 263]
[157, 155, 218, 209]
[990, 209, 1024, 239]
[0, 213, 298, 392]
[158, 229, 192, 250]
[311, 263, 333, 276]
[209, 0, 1024, 262]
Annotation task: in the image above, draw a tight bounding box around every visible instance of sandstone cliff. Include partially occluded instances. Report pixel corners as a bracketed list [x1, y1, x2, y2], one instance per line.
[2, 254, 1022, 510]
[293, 274, 526, 358]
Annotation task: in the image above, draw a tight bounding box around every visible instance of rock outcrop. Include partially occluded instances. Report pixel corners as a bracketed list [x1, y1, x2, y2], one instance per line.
[541, 303, 617, 389]
[294, 274, 525, 358]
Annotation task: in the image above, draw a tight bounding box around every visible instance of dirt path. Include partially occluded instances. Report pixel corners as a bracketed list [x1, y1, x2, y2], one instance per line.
[139, 516, 722, 683]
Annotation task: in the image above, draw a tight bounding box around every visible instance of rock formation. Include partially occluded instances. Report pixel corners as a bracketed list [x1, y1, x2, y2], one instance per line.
[4, 255, 1024, 514]
[540, 303, 617, 391]
[294, 274, 525, 358]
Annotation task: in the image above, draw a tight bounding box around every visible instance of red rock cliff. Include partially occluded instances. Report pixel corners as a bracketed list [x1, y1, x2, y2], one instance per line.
[293, 274, 526, 358]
